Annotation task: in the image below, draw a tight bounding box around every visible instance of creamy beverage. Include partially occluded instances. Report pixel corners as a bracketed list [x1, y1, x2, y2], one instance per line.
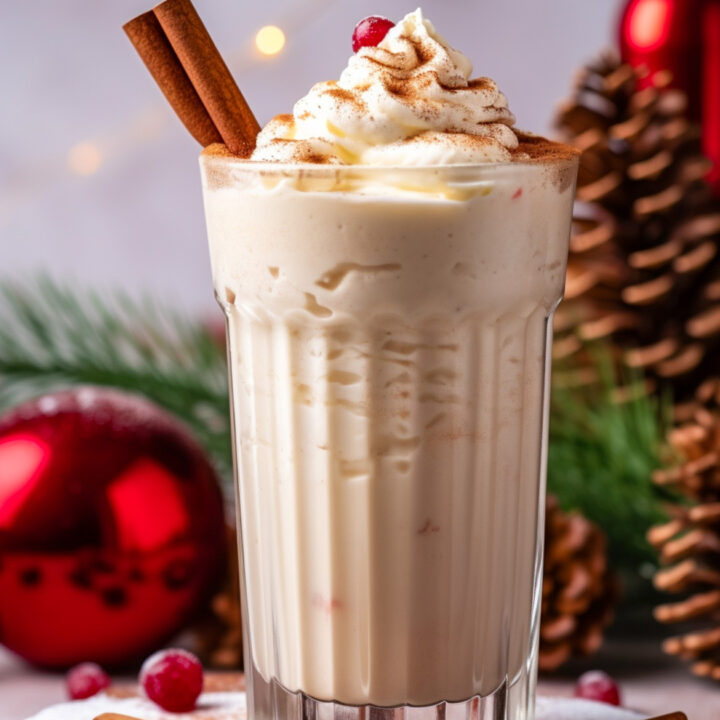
[201, 9, 578, 719]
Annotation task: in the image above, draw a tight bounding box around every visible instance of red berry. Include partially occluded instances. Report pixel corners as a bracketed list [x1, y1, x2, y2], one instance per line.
[140, 648, 204, 712]
[574, 670, 621, 706]
[352, 16, 395, 53]
[66, 662, 111, 700]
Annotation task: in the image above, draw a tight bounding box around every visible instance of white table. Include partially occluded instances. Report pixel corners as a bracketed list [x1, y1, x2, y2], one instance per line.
[1, 642, 717, 720]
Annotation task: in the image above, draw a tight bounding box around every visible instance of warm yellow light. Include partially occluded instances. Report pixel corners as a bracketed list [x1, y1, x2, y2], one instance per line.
[67, 142, 103, 176]
[255, 25, 286, 56]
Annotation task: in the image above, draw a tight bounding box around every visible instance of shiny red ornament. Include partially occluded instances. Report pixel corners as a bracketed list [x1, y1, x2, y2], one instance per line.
[0, 387, 226, 668]
[619, 0, 720, 191]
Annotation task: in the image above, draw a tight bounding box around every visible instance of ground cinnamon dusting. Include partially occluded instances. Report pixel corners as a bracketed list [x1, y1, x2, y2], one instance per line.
[414, 42, 435, 65]
[468, 78, 493, 91]
[386, 80, 412, 98]
[321, 85, 354, 102]
[302, 152, 334, 164]
[322, 86, 365, 111]
[513, 133, 580, 163]
[202, 142, 240, 159]
[202, 134, 579, 169]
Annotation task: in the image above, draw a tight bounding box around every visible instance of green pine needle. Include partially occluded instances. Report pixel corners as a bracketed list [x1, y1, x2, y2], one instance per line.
[548, 357, 671, 573]
[0, 277, 232, 478]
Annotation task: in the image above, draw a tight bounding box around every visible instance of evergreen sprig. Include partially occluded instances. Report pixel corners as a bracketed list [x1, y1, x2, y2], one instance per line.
[548, 359, 671, 574]
[0, 278, 671, 575]
[0, 277, 232, 478]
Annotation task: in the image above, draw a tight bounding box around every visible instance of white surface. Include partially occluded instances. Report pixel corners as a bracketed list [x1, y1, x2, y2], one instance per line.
[3, 643, 715, 720]
[22, 693, 643, 720]
[25, 692, 245, 720]
[536, 697, 642, 720]
[0, 0, 618, 314]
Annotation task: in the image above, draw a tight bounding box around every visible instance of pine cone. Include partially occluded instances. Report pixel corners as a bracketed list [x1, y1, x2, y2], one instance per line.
[539, 496, 618, 671]
[554, 52, 720, 401]
[650, 378, 720, 679]
[191, 524, 243, 669]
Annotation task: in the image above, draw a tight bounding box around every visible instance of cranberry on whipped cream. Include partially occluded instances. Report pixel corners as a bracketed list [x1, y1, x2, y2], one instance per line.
[251, 8, 520, 165]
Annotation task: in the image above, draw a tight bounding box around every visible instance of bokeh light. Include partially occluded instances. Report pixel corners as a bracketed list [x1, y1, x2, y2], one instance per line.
[255, 25, 286, 56]
[67, 141, 104, 176]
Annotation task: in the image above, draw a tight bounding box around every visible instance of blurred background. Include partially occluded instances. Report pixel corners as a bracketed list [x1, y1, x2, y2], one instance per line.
[7, 1, 720, 718]
[2, 0, 617, 314]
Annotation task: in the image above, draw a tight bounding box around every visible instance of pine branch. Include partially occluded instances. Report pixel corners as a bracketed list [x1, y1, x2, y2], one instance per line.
[548, 355, 672, 574]
[0, 277, 232, 479]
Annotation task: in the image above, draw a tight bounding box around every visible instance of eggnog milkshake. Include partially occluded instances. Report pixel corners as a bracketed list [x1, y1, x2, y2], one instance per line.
[201, 9, 578, 720]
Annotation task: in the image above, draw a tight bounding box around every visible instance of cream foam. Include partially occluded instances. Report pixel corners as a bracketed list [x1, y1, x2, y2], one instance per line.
[251, 9, 519, 165]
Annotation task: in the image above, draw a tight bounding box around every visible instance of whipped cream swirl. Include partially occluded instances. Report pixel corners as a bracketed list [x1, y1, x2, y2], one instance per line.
[251, 9, 520, 165]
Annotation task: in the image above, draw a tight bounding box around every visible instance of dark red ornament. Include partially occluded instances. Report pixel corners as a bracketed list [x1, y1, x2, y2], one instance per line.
[0, 387, 226, 668]
[619, 0, 720, 190]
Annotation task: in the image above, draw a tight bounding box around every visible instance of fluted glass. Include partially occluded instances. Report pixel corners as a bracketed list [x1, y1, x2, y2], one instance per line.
[201, 156, 578, 720]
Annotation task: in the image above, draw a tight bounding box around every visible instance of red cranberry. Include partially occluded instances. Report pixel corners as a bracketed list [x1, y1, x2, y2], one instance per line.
[66, 662, 111, 700]
[352, 16, 395, 53]
[574, 670, 622, 706]
[140, 648, 204, 712]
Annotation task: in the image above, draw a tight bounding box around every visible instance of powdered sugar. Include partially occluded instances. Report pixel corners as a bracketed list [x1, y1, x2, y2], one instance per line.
[26, 692, 650, 720]
[536, 696, 644, 720]
[24, 691, 246, 720]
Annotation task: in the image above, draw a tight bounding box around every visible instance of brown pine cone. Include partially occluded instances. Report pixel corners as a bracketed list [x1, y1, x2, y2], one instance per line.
[539, 496, 619, 671]
[649, 378, 720, 679]
[554, 52, 720, 401]
[191, 524, 243, 669]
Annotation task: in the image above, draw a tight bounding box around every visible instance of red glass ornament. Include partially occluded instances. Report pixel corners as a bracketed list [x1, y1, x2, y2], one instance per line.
[619, 0, 720, 190]
[0, 387, 226, 668]
[704, 1, 720, 188]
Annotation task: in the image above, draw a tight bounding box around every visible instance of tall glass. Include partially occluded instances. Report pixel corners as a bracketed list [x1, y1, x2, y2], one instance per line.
[200, 152, 578, 720]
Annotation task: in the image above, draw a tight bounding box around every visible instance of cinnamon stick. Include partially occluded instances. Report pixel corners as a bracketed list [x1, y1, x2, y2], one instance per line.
[124, 11, 221, 147]
[647, 714, 687, 720]
[153, 0, 261, 156]
[93, 714, 143, 720]
[124, 0, 260, 156]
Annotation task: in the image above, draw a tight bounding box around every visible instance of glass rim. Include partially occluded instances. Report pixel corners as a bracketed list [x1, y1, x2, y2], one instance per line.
[199, 148, 580, 177]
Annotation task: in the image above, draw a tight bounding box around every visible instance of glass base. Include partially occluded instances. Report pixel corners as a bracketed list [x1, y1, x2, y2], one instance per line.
[245, 659, 536, 720]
